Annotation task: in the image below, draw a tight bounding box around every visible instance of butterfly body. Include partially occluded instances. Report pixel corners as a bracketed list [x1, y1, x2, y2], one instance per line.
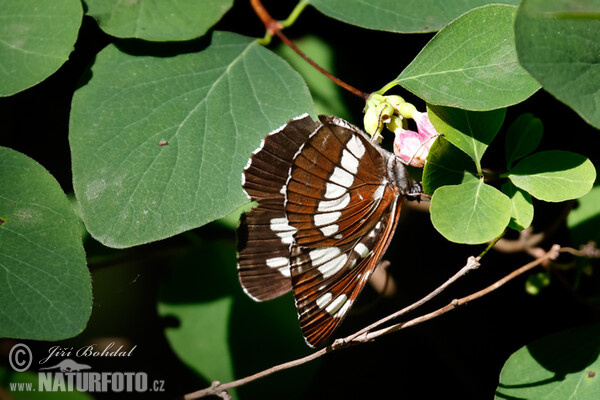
[238, 114, 420, 347]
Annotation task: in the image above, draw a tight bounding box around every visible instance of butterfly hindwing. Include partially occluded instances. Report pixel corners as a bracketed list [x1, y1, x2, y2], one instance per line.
[237, 114, 319, 301]
[291, 199, 403, 347]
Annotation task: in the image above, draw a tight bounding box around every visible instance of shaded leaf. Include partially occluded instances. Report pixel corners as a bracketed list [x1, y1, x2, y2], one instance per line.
[85, 0, 233, 41]
[158, 241, 317, 400]
[567, 184, 600, 246]
[309, 0, 520, 33]
[509, 151, 596, 202]
[0, 147, 91, 340]
[422, 136, 479, 195]
[393, 5, 540, 110]
[505, 113, 544, 168]
[515, 0, 600, 128]
[0, 0, 82, 96]
[502, 180, 534, 231]
[430, 180, 511, 244]
[496, 324, 600, 399]
[428, 105, 506, 172]
[70, 31, 315, 248]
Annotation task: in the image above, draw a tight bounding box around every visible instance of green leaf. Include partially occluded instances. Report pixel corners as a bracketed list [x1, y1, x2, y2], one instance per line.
[308, 0, 520, 33]
[161, 295, 236, 395]
[428, 105, 506, 173]
[70, 31, 315, 248]
[85, 0, 233, 41]
[502, 181, 534, 231]
[158, 242, 236, 396]
[505, 113, 544, 168]
[393, 5, 540, 110]
[496, 324, 600, 399]
[0, 147, 91, 340]
[0, 0, 82, 96]
[430, 180, 511, 244]
[515, 0, 600, 128]
[508, 151, 597, 202]
[567, 184, 600, 246]
[158, 241, 317, 399]
[422, 136, 479, 195]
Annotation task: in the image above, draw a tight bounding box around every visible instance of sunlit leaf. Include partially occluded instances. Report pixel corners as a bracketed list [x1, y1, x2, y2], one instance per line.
[393, 5, 540, 110]
[430, 180, 511, 244]
[509, 151, 596, 202]
[70, 31, 314, 248]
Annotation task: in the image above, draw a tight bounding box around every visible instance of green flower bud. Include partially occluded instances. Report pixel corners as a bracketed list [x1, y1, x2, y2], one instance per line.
[397, 102, 417, 119]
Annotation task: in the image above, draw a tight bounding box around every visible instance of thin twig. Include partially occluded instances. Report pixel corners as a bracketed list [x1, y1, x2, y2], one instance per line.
[356, 244, 561, 342]
[185, 243, 567, 399]
[249, 0, 369, 100]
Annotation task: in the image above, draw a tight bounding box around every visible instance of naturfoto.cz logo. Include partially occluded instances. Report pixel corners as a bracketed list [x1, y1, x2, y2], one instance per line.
[7, 343, 165, 394]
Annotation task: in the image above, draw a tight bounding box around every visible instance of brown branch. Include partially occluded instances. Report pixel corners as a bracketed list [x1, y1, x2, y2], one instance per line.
[185, 244, 570, 399]
[249, 0, 369, 100]
[353, 244, 561, 342]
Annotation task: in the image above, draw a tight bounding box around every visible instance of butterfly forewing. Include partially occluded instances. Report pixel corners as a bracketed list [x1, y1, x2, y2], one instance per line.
[285, 116, 390, 248]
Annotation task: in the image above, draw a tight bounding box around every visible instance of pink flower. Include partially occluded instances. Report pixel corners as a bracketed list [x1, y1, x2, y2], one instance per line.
[393, 112, 440, 168]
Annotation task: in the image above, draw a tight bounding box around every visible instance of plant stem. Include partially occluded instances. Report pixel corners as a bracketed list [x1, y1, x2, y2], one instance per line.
[250, 0, 369, 100]
[280, 0, 310, 29]
[375, 81, 399, 95]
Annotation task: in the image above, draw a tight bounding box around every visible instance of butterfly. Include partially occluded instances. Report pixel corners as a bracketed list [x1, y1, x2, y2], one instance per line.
[237, 114, 422, 347]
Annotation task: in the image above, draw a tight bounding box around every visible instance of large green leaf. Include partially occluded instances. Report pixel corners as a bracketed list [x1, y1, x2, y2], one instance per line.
[422, 136, 479, 195]
[393, 5, 540, 110]
[508, 151, 596, 202]
[85, 0, 233, 41]
[496, 324, 600, 399]
[309, 0, 520, 33]
[0, 147, 91, 340]
[428, 105, 506, 173]
[430, 180, 512, 244]
[515, 0, 600, 128]
[0, 0, 82, 96]
[70, 31, 315, 248]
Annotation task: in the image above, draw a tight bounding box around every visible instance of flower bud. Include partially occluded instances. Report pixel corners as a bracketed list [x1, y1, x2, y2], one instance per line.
[363, 94, 394, 140]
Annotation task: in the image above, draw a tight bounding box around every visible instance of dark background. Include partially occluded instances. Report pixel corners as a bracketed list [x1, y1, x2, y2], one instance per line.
[1, 1, 599, 399]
